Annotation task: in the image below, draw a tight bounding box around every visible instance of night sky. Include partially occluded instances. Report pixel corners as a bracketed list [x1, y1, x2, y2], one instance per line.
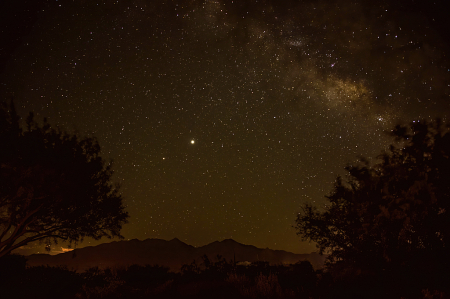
[2, 0, 450, 254]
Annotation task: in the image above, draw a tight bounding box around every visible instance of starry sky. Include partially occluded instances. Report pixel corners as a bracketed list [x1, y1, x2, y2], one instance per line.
[2, 0, 450, 255]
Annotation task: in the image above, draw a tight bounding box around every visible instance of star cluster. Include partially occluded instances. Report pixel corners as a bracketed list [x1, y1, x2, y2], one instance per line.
[1, 0, 450, 254]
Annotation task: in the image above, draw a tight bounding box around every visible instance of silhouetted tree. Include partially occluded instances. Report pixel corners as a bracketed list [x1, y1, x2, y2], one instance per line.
[295, 119, 450, 295]
[0, 100, 129, 258]
[181, 259, 200, 277]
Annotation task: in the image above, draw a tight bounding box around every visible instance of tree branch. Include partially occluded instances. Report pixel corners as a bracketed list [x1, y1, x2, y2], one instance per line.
[0, 203, 44, 251]
[0, 217, 13, 242]
[0, 232, 68, 258]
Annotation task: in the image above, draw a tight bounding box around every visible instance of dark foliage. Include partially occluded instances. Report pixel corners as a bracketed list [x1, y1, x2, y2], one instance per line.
[116, 264, 174, 289]
[278, 260, 317, 296]
[0, 255, 82, 299]
[0, 254, 27, 289]
[0, 255, 356, 299]
[295, 119, 450, 297]
[199, 254, 235, 279]
[0, 100, 129, 257]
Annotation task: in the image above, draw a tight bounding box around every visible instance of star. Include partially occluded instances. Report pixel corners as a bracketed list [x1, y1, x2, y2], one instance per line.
[2, 0, 450, 256]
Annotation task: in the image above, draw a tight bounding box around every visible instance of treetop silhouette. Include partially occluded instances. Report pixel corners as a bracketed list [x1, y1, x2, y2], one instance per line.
[0, 100, 129, 258]
[296, 119, 450, 278]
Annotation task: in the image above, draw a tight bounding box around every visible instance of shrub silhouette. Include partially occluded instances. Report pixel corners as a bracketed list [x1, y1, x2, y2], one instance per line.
[116, 264, 173, 289]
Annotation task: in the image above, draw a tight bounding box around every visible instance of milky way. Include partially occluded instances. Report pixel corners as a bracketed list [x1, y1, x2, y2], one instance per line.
[1, 0, 450, 254]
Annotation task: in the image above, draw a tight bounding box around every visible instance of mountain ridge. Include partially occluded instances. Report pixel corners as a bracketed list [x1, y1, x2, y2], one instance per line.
[25, 238, 325, 272]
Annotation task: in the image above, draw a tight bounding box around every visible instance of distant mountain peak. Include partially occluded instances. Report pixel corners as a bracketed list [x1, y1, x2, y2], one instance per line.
[219, 238, 242, 246]
[168, 238, 193, 249]
[168, 238, 189, 246]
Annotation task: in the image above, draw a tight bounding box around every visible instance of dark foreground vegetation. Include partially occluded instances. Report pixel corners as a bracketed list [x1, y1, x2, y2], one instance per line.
[0, 253, 446, 299]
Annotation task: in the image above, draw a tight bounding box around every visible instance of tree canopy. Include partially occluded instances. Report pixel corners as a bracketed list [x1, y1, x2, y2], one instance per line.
[0, 101, 129, 258]
[295, 119, 450, 292]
